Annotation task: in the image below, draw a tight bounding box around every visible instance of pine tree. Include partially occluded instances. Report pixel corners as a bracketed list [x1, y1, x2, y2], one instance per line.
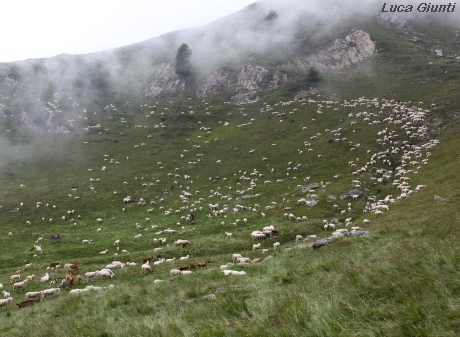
[175, 44, 192, 76]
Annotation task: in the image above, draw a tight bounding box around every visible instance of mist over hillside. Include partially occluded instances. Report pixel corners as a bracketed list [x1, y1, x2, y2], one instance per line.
[0, 1, 459, 335]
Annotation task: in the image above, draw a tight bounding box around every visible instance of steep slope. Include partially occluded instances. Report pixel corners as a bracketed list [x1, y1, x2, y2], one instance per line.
[0, 1, 459, 336]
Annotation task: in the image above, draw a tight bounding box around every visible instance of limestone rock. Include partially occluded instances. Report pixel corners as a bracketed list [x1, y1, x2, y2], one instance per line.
[144, 63, 185, 98]
[196, 69, 230, 98]
[237, 65, 268, 91]
[309, 29, 376, 70]
[269, 72, 287, 89]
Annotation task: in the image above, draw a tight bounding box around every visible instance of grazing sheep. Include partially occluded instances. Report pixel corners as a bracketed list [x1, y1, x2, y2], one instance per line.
[141, 263, 151, 274]
[2, 290, 11, 299]
[225, 232, 233, 239]
[25, 291, 41, 300]
[13, 280, 28, 293]
[232, 254, 242, 263]
[40, 273, 50, 282]
[220, 262, 233, 269]
[10, 274, 21, 283]
[0, 297, 14, 308]
[252, 243, 261, 252]
[273, 242, 280, 250]
[170, 269, 182, 276]
[179, 255, 189, 261]
[41, 288, 60, 298]
[295, 235, 303, 242]
[222, 270, 246, 276]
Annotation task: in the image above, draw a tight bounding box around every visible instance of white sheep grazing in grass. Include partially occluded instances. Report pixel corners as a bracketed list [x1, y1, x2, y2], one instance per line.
[181, 270, 193, 275]
[40, 273, 50, 282]
[225, 232, 233, 239]
[295, 235, 303, 242]
[222, 270, 246, 276]
[220, 262, 233, 269]
[170, 269, 182, 276]
[24, 263, 32, 270]
[25, 291, 41, 300]
[153, 259, 165, 266]
[135, 234, 143, 239]
[26, 274, 35, 281]
[2, 290, 11, 299]
[262, 249, 269, 254]
[273, 242, 280, 250]
[0, 297, 14, 308]
[41, 288, 61, 297]
[96, 218, 103, 224]
[85, 271, 97, 282]
[141, 262, 151, 274]
[232, 254, 242, 263]
[122, 250, 129, 254]
[98, 270, 114, 279]
[82, 240, 91, 244]
[363, 219, 371, 225]
[252, 243, 261, 252]
[179, 255, 189, 261]
[165, 257, 175, 263]
[13, 280, 28, 293]
[10, 274, 21, 283]
[99, 249, 109, 255]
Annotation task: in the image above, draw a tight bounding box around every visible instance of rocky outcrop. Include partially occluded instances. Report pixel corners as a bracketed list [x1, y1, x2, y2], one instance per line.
[237, 65, 268, 90]
[269, 72, 287, 89]
[196, 69, 230, 98]
[144, 63, 185, 98]
[282, 29, 376, 71]
[308, 29, 376, 70]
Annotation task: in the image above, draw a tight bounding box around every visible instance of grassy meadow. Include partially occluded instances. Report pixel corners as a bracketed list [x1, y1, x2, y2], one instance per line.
[0, 13, 459, 337]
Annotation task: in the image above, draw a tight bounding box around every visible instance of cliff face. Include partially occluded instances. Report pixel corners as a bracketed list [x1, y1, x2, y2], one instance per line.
[310, 29, 376, 70]
[281, 29, 376, 71]
[144, 63, 185, 98]
[149, 29, 375, 103]
[196, 69, 231, 98]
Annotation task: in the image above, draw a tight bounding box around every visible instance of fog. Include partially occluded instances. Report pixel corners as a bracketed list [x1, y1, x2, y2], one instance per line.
[0, 0, 458, 174]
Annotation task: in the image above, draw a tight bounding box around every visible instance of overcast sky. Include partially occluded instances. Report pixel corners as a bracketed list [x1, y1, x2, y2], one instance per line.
[1, 0, 257, 63]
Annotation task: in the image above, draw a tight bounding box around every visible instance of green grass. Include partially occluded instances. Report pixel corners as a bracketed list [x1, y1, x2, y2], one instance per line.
[0, 12, 459, 337]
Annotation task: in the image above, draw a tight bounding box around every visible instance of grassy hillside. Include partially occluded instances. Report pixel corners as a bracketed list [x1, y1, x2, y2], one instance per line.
[0, 11, 459, 337]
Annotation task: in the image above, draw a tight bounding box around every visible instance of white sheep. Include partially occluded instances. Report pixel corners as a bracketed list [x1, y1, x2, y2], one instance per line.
[26, 274, 35, 281]
[0, 297, 14, 308]
[170, 269, 182, 276]
[220, 262, 233, 269]
[40, 273, 50, 282]
[225, 232, 233, 239]
[222, 270, 246, 276]
[252, 243, 261, 252]
[98, 270, 114, 279]
[2, 290, 11, 299]
[82, 239, 91, 244]
[85, 271, 97, 281]
[179, 255, 189, 261]
[141, 263, 151, 274]
[273, 242, 280, 250]
[25, 291, 42, 300]
[10, 274, 21, 283]
[13, 280, 28, 293]
[41, 288, 60, 298]
[181, 270, 193, 275]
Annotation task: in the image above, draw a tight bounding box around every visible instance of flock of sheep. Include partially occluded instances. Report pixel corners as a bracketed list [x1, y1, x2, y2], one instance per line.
[0, 92, 439, 309]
